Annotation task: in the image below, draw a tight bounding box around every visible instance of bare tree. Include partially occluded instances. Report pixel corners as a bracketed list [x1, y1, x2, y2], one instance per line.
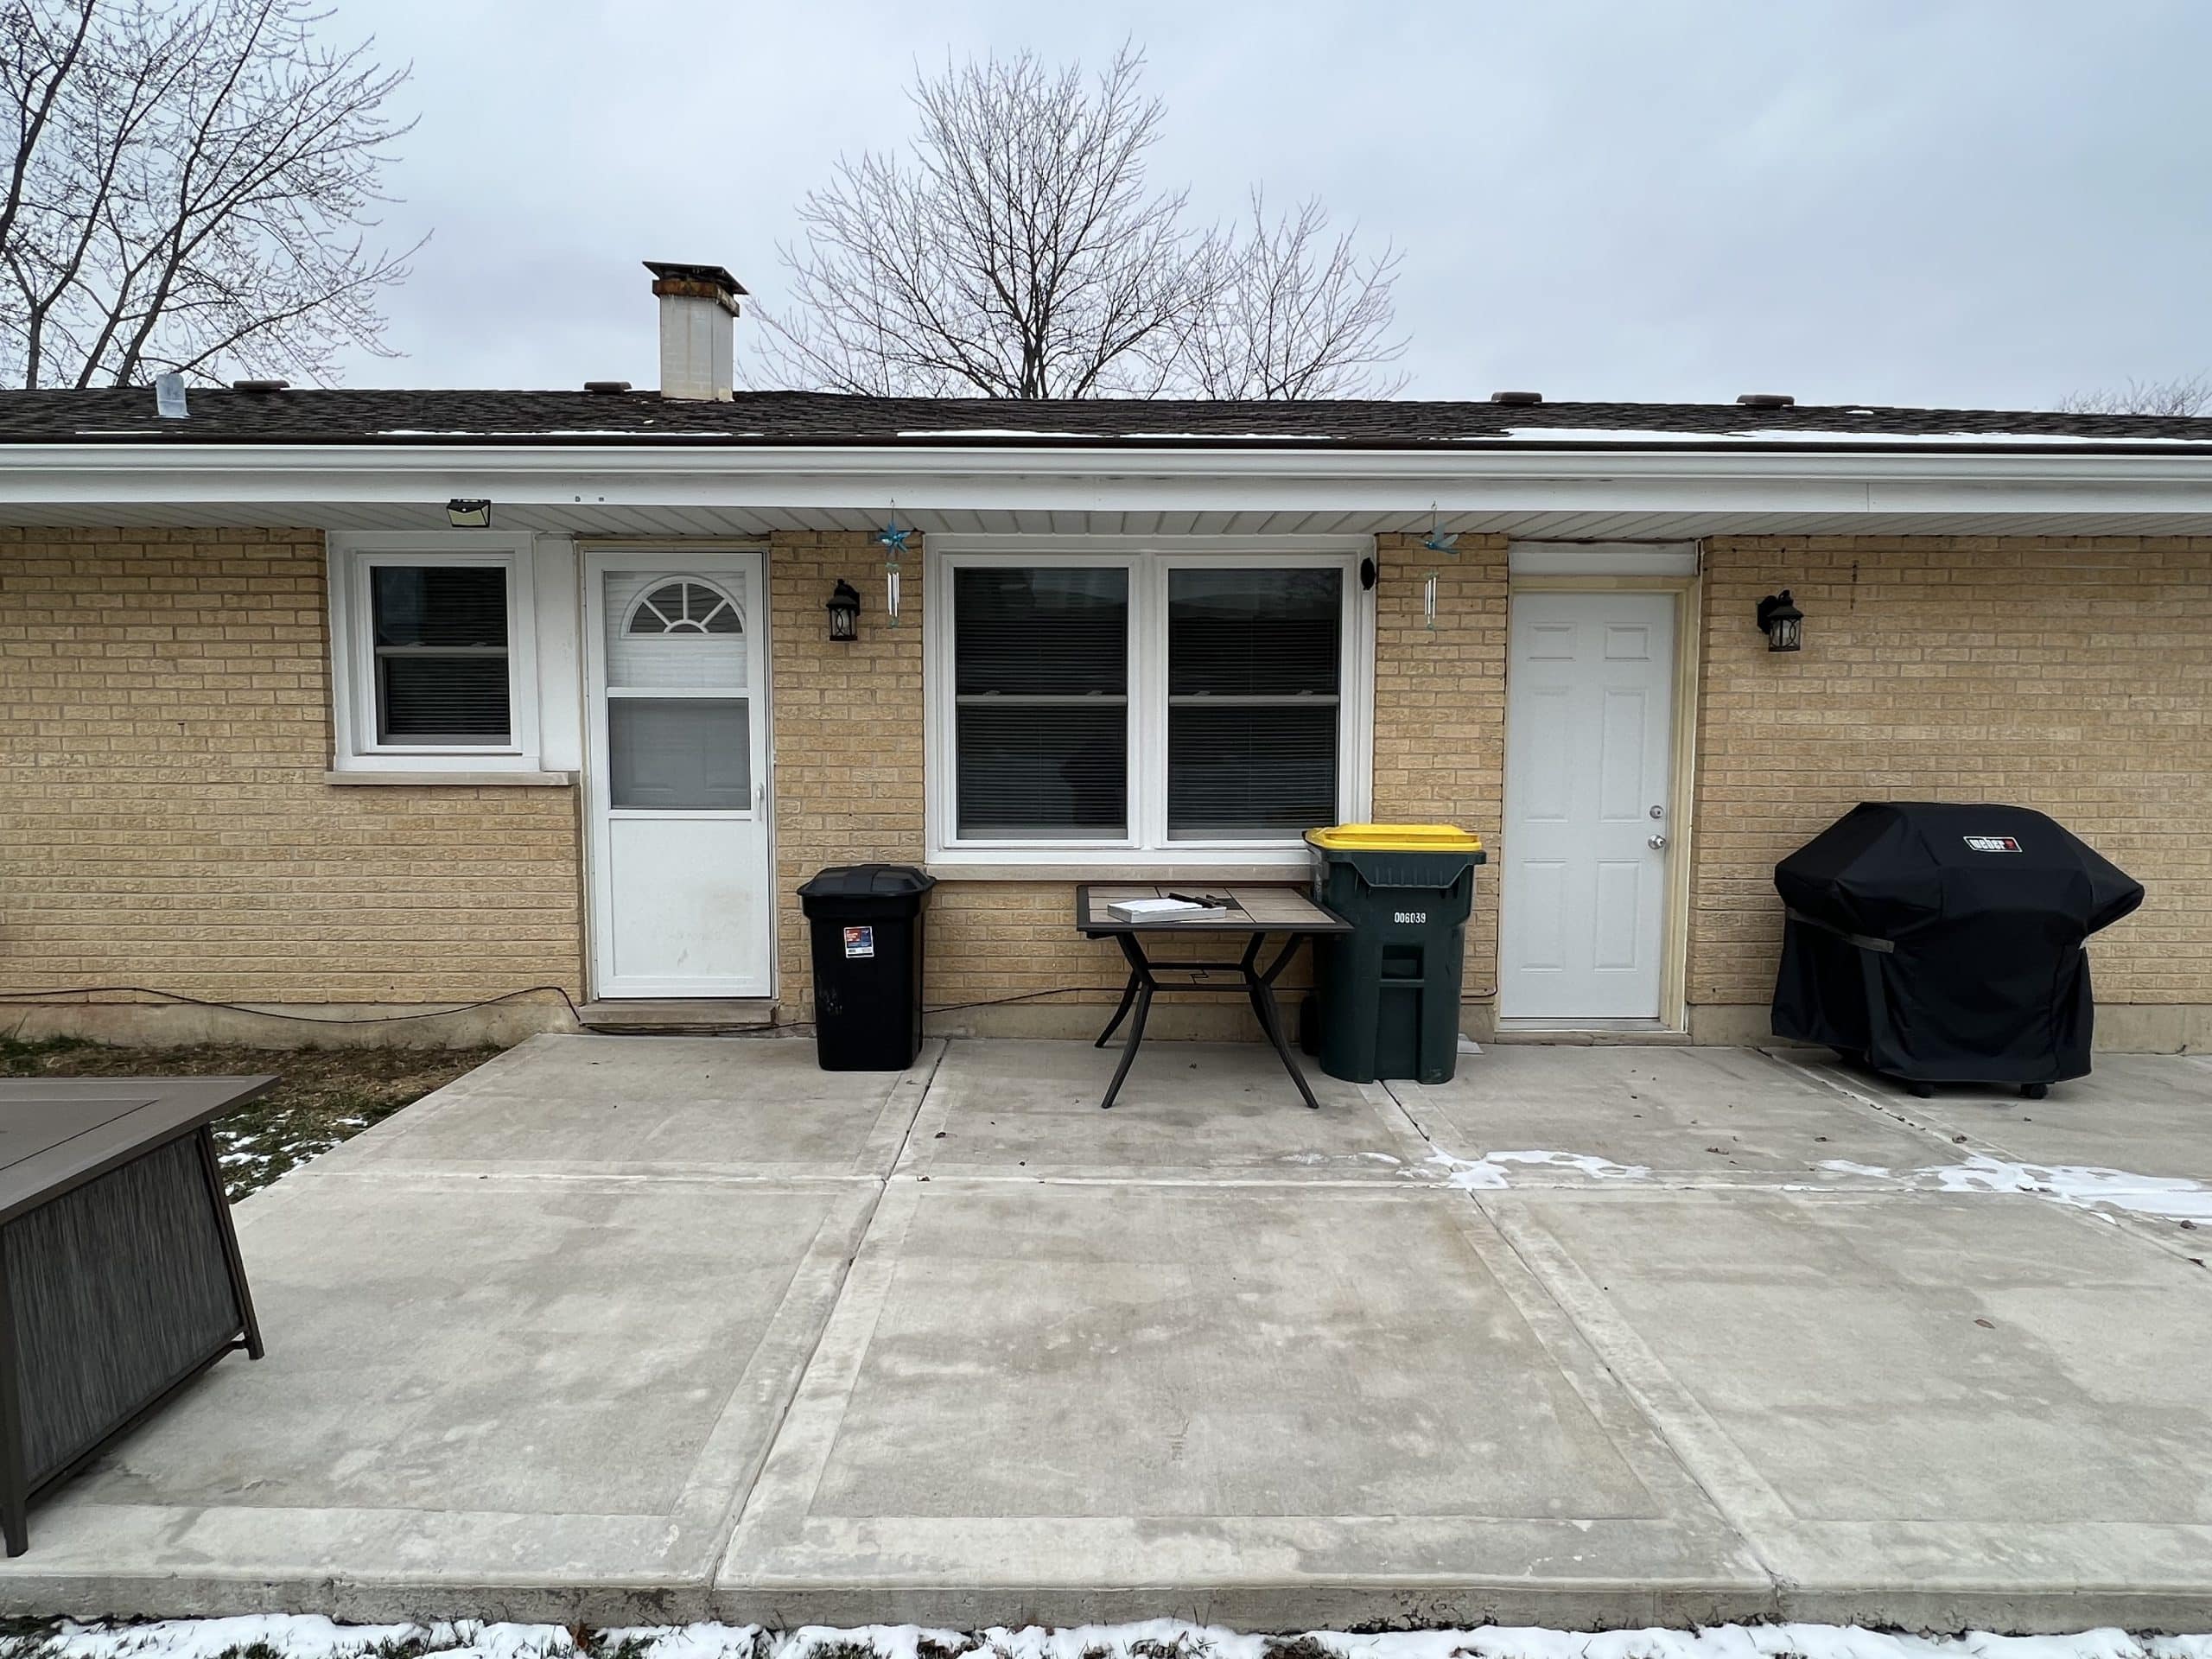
[2056, 372, 2212, 416]
[753, 45, 1407, 399]
[1183, 190, 1405, 399]
[0, 0, 418, 389]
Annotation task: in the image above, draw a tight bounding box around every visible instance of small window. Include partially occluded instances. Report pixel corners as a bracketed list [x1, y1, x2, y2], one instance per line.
[329, 537, 541, 774]
[628, 580, 742, 635]
[369, 565, 512, 745]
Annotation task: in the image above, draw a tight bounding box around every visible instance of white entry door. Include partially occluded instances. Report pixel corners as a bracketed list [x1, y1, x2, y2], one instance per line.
[1499, 590, 1676, 1023]
[584, 549, 772, 997]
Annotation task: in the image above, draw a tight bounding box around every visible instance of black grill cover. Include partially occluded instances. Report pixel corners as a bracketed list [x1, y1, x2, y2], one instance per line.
[1770, 802, 2143, 1084]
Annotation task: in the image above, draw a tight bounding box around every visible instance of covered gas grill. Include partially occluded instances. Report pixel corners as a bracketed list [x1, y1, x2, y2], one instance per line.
[1771, 802, 2143, 1097]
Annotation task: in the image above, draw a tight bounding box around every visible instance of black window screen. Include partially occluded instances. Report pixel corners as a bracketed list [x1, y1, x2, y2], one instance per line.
[370, 565, 512, 745]
[952, 567, 1128, 838]
[1167, 568, 1340, 838]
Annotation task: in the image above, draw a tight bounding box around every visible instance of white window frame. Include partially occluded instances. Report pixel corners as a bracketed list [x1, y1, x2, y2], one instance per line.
[327, 532, 543, 773]
[926, 534, 1376, 870]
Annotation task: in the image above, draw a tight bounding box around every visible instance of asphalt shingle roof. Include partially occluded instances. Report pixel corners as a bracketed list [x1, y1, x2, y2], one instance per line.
[3, 386, 2211, 450]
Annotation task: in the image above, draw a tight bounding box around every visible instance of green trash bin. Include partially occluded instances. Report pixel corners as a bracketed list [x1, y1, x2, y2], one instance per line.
[1306, 823, 1485, 1084]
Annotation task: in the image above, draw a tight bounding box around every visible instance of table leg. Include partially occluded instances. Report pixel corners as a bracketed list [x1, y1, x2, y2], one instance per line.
[1245, 934, 1322, 1110]
[1100, 934, 1157, 1109]
[195, 1126, 264, 1360]
[1094, 971, 1141, 1048]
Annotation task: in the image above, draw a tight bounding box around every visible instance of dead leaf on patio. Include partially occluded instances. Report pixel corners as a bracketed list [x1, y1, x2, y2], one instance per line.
[1974, 1317, 1995, 1328]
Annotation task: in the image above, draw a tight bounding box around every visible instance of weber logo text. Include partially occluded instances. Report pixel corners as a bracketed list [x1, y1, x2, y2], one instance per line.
[1963, 835, 2023, 854]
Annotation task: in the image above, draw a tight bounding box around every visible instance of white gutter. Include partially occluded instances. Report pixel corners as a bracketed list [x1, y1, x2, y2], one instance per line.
[7, 440, 2212, 518]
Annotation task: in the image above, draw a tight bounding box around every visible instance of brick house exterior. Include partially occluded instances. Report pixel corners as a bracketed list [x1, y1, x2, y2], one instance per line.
[2, 283, 2208, 1050]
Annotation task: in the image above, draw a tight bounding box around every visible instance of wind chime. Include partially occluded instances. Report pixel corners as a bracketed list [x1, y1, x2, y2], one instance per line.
[874, 504, 911, 626]
[1421, 502, 1459, 631]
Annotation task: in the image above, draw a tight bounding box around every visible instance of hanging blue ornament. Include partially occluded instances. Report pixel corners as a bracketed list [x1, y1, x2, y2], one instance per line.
[1422, 500, 1459, 554]
[874, 512, 912, 557]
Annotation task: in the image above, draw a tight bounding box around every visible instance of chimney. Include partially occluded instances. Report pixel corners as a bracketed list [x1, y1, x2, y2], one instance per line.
[644, 260, 747, 401]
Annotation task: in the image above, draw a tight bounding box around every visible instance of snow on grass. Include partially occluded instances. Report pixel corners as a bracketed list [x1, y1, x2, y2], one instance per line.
[12, 1624, 2212, 1659]
[1427, 1148, 1653, 1189]
[1818, 1153, 2212, 1221]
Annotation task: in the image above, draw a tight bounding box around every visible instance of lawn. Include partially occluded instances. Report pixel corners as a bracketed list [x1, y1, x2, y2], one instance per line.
[0, 1036, 500, 1200]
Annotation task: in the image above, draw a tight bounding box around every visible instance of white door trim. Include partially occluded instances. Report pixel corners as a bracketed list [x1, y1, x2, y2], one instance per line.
[581, 545, 774, 999]
[1497, 575, 1700, 1032]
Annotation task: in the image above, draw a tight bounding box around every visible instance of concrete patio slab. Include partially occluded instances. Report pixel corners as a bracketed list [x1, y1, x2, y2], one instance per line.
[1776, 1049, 2212, 1181]
[717, 1178, 1770, 1629]
[0, 1166, 879, 1624]
[2, 1036, 2209, 1630]
[316, 1033, 938, 1180]
[896, 1039, 1434, 1183]
[1484, 1185, 2212, 1630]
[1390, 1046, 1955, 1188]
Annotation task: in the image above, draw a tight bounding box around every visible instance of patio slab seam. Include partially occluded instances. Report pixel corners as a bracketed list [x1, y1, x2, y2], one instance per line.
[1759, 1046, 2212, 1269]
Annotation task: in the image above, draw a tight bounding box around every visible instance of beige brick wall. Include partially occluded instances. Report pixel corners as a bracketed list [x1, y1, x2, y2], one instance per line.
[0, 528, 584, 1008]
[1370, 531, 1510, 1013]
[21, 524, 2196, 1040]
[1690, 536, 2212, 1012]
[766, 530, 1510, 1033]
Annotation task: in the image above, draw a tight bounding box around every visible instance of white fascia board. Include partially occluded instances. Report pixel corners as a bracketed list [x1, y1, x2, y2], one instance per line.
[10, 441, 2212, 520]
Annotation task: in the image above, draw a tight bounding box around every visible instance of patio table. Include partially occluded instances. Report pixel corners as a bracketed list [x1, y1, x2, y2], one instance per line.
[0, 1075, 270, 1554]
[1075, 882, 1353, 1110]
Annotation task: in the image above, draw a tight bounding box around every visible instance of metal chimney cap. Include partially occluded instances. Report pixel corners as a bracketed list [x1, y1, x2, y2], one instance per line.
[643, 260, 747, 296]
[1490, 391, 1543, 405]
[1736, 392, 1796, 408]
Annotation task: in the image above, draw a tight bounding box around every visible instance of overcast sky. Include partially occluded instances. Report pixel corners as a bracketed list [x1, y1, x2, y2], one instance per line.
[327, 0, 2212, 409]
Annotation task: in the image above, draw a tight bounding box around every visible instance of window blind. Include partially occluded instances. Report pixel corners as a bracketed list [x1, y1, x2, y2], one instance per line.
[953, 567, 1128, 838]
[1167, 569, 1340, 839]
[370, 565, 512, 744]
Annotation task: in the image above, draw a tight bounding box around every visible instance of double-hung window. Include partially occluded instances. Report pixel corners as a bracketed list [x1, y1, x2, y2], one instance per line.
[328, 534, 543, 773]
[932, 539, 1371, 864]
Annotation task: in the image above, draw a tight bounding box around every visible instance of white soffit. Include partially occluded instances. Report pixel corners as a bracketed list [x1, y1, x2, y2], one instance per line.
[1509, 541, 1700, 576]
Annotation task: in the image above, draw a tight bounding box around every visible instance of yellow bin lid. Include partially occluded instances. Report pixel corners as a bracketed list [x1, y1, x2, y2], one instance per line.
[1306, 823, 1484, 853]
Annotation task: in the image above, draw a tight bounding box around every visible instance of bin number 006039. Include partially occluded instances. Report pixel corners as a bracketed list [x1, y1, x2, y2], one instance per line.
[1393, 911, 1429, 925]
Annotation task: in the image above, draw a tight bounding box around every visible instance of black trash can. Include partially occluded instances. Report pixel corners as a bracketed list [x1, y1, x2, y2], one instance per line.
[796, 864, 938, 1071]
[1306, 823, 1486, 1084]
[1771, 802, 2144, 1096]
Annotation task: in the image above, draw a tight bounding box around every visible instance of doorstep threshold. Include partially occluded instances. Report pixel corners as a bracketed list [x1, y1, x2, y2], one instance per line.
[576, 998, 779, 1033]
[1491, 1016, 1689, 1045]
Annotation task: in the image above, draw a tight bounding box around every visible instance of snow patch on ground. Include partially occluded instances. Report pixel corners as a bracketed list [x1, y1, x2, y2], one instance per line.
[1818, 1153, 2212, 1221]
[1427, 1148, 1653, 1188]
[15, 1622, 2212, 1659]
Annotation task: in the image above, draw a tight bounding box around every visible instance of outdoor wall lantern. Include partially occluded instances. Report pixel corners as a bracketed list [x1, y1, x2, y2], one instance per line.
[826, 578, 862, 642]
[1757, 589, 1804, 652]
[445, 498, 493, 529]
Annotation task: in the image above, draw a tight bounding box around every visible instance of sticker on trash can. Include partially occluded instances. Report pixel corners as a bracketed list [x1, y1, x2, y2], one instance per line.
[1963, 836, 2024, 853]
[842, 925, 875, 958]
[1394, 910, 1428, 925]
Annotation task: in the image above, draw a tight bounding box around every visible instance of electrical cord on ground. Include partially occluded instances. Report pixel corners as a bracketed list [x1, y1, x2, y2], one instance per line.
[0, 982, 585, 1025]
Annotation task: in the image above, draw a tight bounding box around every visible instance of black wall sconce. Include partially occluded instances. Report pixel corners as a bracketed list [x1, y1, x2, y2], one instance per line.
[1756, 589, 1803, 652]
[826, 578, 861, 642]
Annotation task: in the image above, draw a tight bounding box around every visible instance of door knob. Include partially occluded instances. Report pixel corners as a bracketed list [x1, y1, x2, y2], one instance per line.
[1649, 834, 1669, 850]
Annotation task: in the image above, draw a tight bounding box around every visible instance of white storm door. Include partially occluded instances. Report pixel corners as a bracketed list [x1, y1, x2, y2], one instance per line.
[584, 550, 772, 997]
[1500, 590, 1676, 1022]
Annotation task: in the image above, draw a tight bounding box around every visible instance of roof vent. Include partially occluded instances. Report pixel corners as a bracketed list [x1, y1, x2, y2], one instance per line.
[153, 372, 187, 419]
[1491, 390, 1543, 405]
[1736, 392, 1796, 409]
[231, 378, 289, 392]
[583, 379, 632, 394]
